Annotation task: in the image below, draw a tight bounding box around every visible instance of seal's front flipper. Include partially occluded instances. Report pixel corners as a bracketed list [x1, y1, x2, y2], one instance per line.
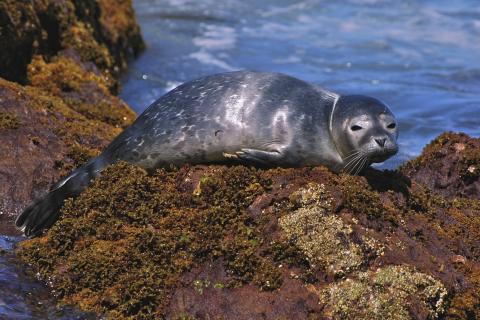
[223, 148, 283, 166]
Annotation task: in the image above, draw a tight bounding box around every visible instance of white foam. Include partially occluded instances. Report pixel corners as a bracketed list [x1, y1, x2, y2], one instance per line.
[189, 51, 235, 70]
[193, 25, 236, 50]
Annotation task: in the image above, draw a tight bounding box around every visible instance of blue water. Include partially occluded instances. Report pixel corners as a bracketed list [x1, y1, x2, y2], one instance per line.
[0, 235, 97, 319]
[120, 0, 480, 168]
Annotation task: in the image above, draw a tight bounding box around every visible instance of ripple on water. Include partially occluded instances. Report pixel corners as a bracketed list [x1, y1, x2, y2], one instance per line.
[0, 236, 98, 319]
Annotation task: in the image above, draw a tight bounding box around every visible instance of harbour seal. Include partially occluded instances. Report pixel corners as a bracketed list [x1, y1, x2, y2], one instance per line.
[16, 71, 398, 236]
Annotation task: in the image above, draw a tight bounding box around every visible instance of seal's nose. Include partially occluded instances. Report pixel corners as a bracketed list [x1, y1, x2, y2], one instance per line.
[375, 138, 386, 147]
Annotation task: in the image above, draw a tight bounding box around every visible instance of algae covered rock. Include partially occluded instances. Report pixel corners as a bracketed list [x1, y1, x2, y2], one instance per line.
[401, 132, 480, 199]
[15, 133, 480, 319]
[0, 71, 134, 223]
[0, 0, 144, 89]
[0, 0, 142, 227]
[321, 265, 448, 319]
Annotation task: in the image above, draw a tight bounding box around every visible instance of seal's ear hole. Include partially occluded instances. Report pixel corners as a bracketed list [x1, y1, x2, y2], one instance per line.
[351, 125, 362, 131]
[387, 123, 396, 129]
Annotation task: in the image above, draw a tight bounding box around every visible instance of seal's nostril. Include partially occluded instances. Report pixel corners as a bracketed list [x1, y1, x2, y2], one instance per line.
[375, 138, 386, 147]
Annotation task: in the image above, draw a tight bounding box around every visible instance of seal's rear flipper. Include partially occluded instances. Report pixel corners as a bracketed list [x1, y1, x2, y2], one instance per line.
[16, 158, 105, 237]
[15, 187, 67, 237]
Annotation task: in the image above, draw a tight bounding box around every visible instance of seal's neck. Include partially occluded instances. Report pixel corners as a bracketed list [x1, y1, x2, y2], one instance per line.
[327, 93, 346, 161]
[329, 94, 340, 136]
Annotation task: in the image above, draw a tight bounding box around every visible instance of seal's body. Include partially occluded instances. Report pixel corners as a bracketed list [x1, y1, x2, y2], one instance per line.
[103, 71, 342, 168]
[16, 71, 399, 236]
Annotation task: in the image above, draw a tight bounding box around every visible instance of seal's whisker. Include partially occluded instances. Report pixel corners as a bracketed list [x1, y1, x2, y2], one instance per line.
[343, 151, 361, 161]
[344, 156, 362, 174]
[349, 156, 364, 175]
[342, 155, 361, 173]
[344, 153, 364, 174]
[333, 150, 362, 173]
[354, 156, 368, 176]
[352, 153, 367, 175]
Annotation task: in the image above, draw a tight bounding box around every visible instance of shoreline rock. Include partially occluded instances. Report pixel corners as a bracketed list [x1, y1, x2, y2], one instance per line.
[0, 0, 143, 235]
[15, 132, 480, 319]
[0, 0, 144, 91]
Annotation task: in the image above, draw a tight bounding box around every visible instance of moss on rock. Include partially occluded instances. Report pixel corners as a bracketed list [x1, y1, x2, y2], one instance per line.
[279, 183, 383, 277]
[400, 132, 480, 199]
[14, 133, 480, 319]
[0, 111, 21, 130]
[321, 265, 448, 319]
[17, 163, 282, 318]
[28, 54, 135, 127]
[0, 0, 144, 89]
[0, 0, 139, 219]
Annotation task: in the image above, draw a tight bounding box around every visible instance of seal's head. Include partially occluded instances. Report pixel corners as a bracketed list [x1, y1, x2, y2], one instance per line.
[331, 95, 398, 173]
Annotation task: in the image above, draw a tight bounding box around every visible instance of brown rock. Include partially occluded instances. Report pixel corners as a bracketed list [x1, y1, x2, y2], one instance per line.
[0, 65, 134, 223]
[0, 0, 144, 90]
[0, 0, 141, 236]
[15, 158, 480, 319]
[401, 132, 480, 199]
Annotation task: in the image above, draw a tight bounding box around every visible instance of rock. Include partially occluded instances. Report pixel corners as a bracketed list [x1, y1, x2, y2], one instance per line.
[0, 0, 141, 235]
[0, 0, 144, 91]
[401, 132, 480, 200]
[16, 133, 480, 319]
[0, 56, 135, 228]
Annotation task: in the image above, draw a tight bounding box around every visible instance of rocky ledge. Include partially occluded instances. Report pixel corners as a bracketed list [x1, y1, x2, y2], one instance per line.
[0, 0, 143, 233]
[16, 133, 480, 319]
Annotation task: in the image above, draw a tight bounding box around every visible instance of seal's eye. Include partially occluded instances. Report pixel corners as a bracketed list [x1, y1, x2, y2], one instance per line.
[350, 125, 362, 131]
[387, 123, 396, 129]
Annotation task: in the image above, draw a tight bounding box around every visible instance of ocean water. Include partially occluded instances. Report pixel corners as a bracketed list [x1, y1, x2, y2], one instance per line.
[120, 0, 480, 169]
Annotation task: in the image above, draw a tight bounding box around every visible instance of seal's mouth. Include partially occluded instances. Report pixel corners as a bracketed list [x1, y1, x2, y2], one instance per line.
[368, 145, 398, 163]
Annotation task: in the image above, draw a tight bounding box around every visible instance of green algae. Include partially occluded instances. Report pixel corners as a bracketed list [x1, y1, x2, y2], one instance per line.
[279, 183, 383, 277]
[27, 55, 135, 128]
[337, 174, 385, 218]
[0, 111, 21, 129]
[0, 0, 144, 88]
[400, 132, 456, 173]
[321, 265, 448, 320]
[17, 162, 282, 319]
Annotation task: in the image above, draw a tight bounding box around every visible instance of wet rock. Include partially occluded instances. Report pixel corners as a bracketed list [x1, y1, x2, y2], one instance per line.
[0, 0, 141, 233]
[0, 0, 144, 90]
[0, 68, 134, 225]
[401, 132, 480, 199]
[15, 134, 480, 319]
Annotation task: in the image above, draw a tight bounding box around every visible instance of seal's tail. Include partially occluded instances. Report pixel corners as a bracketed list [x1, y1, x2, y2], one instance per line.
[15, 157, 105, 237]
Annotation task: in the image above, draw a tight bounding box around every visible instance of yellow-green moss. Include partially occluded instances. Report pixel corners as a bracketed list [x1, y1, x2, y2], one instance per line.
[66, 143, 99, 167]
[407, 183, 447, 214]
[28, 55, 135, 127]
[61, 21, 113, 77]
[446, 263, 480, 319]
[17, 162, 283, 319]
[337, 175, 385, 218]
[321, 265, 448, 319]
[400, 132, 457, 172]
[279, 183, 383, 277]
[459, 146, 480, 182]
[0, 0, 144, 88]
[0, 111, 21, 129]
